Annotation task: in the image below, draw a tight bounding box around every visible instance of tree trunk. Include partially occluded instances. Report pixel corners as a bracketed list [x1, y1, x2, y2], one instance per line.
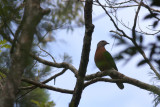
[0, 0, 50, 106]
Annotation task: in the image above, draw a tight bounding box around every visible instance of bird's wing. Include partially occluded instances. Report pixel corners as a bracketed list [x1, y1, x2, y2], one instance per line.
[103, 51, 118, 71]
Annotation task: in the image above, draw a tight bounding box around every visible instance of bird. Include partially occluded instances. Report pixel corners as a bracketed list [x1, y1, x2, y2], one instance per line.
[94, 40, 124, 89]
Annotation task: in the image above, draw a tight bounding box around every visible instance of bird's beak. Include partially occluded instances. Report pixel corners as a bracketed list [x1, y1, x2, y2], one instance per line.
[106, 42, 109, 45]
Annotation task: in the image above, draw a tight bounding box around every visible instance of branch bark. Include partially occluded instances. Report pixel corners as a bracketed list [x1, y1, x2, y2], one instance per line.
[84, 69, 160, 96]
[69, 0, 94, 107]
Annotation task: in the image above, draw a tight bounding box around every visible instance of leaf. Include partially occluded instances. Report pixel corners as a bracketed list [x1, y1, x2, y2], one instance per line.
[153, 21, 159, 28]
[114, 54, 124, 60]
[1, 44, 11, 48]
[0, 72, 6, 79]
[149, 44, 156, 60]
[139, 35, 143, 44]
[123, 46, 137, 55]
[31, 100, 41, 107]
[31, 100, 55, 107]
[137, 60, 147, 66]
[144, 13, 158, 19]
[157, 35, 160, 41]
[115, 36, 130, 46]
[151, 0, 160, 6]
[0, 40, 7, 45]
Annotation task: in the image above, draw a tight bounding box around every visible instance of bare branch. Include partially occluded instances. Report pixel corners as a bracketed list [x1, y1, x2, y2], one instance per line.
[84, 70, 160, 96]
[38, 45, 56, 63]
[20, 68, 67, 90]
[133, 0, 160, 13]
[93, 3, 138, 8]
[30, 53, 78, 77]
[110, 30, 132, 40]
[96, 0, 128, 39]
[132, 0, 143, 39]
[22, 78, 73, 94]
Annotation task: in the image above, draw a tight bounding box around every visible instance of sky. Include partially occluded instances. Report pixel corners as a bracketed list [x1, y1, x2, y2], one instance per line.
[44, 2, 158, 107]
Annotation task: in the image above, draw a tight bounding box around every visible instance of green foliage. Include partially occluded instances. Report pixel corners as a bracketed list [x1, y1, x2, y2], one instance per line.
[60, 53, 73, 64]
[114, 35, 144, 64]
[51, 0, 84, 28]
[153, 93, 160, 107]
[31, 100, 55, 107]
[114, 33, 160, 68]
[17, 56, 53, 106]
[0, 72, 6, 79]
[143, 1, 160, 106]
[0, 39, 11, 52]
[0, 0, 78, 106]
[18, 88, 51, 107]
[151, 0, 160, 6]
[0, 0, 22, 32]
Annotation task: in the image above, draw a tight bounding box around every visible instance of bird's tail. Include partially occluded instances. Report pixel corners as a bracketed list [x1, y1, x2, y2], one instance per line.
[115, 83, 124, 89]
[110, 75, 124, 89]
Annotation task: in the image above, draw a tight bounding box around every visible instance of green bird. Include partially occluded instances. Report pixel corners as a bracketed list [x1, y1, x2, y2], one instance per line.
[94, 40, 124, 89]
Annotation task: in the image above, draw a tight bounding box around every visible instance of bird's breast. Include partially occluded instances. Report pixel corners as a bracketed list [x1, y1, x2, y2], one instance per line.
[94, 47, 111, 71]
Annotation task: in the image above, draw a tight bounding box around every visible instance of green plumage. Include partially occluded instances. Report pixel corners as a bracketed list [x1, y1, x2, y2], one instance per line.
[103, 51, 118, 70]
[94, 40, 124, 89]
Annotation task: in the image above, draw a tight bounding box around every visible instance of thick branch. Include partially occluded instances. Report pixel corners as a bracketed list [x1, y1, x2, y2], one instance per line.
[84, 70, 160, 96]
[69, 0, 94, 107]
[85, 70, 111, 80]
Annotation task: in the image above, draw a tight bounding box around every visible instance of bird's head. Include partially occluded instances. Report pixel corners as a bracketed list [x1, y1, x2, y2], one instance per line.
[97, 40, 109, 48]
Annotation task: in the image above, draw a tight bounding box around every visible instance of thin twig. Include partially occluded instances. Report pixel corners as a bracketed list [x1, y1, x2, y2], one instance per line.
[38, 45, 56, 63]
[132, 0, 143, 40]
[16, 68, 67, 101]
[20, 68, 67, 90]
[30, 53, 78, 77]
[21, 78, 73, 94]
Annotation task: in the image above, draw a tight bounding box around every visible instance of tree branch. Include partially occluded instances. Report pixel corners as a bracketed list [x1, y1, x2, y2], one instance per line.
[133, 0, 160, 13]
[85, 70, 111, 80]
[96, 0, 129, 40]
[20, 68, 67, 90]
[84, 70, 160, 96]
[22, 78, 73, 94]
[38, 45, 56, 63]
[69, 0, 94, 106]
[30, 53, 78, 77]
[132, 0, 143, 40]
